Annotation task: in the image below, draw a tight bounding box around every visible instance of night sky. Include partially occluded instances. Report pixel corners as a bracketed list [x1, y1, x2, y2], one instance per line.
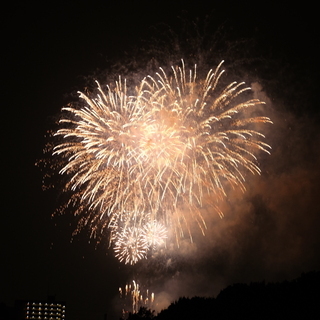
[2, 1, 319, 320]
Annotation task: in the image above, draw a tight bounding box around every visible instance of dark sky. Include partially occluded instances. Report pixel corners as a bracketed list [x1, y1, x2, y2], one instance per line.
[2, 1, 319, 320]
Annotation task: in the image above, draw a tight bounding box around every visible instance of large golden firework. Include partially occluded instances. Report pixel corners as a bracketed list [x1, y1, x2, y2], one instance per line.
[51, 60, 272, 260]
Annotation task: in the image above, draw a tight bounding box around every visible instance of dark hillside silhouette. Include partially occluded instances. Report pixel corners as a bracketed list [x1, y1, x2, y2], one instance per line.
[126, 271, 320, 320]
[156, 297, 216, 320]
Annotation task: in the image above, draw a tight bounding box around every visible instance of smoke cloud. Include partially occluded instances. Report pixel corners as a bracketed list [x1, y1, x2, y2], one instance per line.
[120, 82, 320, 314]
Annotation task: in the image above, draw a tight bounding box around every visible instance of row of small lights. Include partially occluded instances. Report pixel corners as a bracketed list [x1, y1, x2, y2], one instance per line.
[27, 302, 65, 307]
[26, 317, 64, 319]
[27, 311, 65, 315]
[27, 307, 66, 311]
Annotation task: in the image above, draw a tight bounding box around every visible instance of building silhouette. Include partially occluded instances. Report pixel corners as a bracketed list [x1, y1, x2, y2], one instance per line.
[15, 296, 66, 320]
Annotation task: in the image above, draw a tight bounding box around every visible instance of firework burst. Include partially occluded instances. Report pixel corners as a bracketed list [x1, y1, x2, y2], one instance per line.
[109, 212, 167, 264]
[113, 225, 149, 265]
[49, 60, 272, 261]
[143, 220, 167, 250]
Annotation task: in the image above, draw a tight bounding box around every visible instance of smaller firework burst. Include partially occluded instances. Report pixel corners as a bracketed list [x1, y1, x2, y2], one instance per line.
[110, 212, 167, 264]
[142, 220, 167, 250]
[114, 225, 149, 265]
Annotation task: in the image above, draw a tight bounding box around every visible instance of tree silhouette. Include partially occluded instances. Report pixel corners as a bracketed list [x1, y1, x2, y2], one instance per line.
[126, 307, 155, 320]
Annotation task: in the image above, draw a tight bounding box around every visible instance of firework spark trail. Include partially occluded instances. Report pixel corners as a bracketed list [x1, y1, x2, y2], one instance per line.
[51, 60, 272, 262]
[119, 280, 155, 315]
